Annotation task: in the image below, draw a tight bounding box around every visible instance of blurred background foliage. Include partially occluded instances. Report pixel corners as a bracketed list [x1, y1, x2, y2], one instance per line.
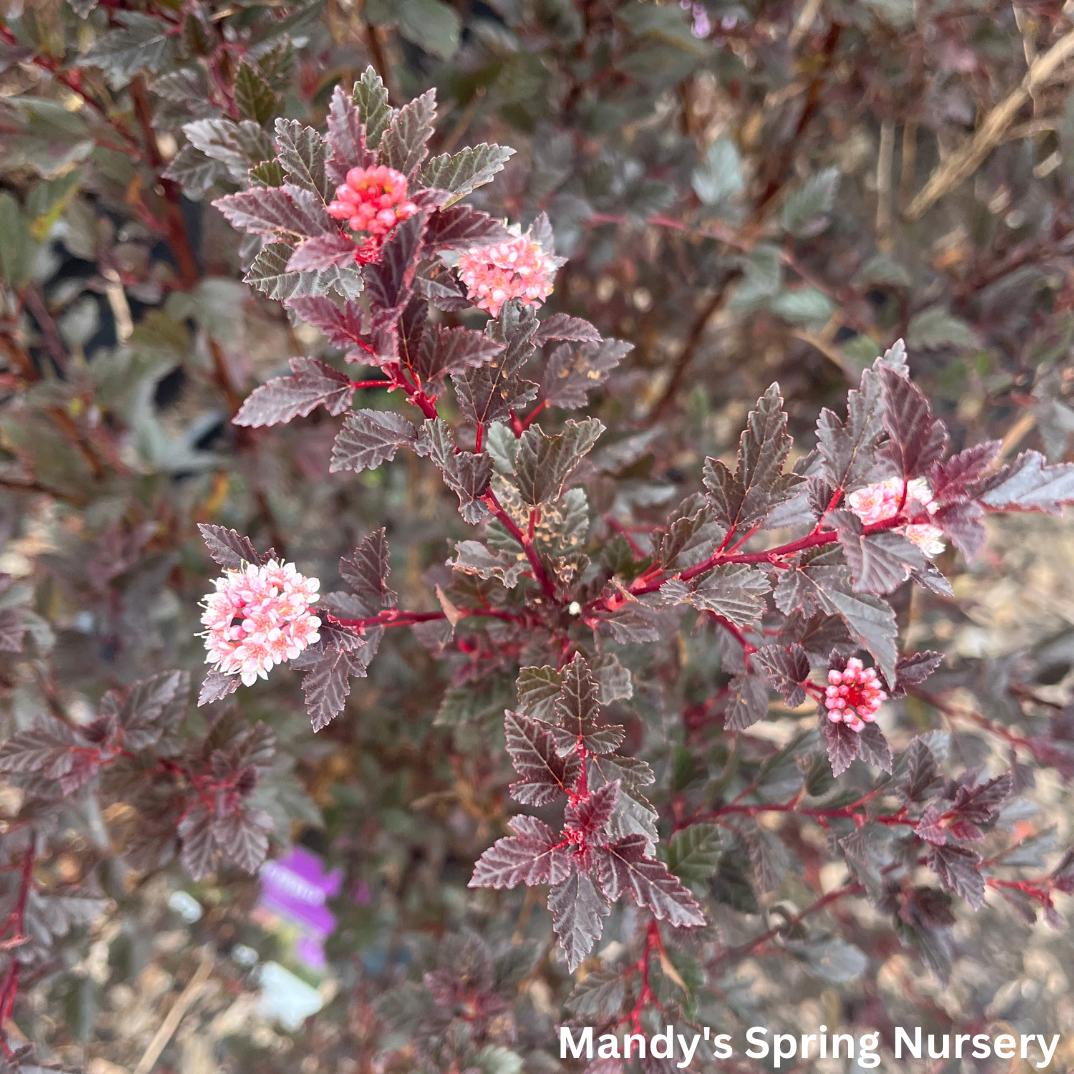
[4, 0, 1074, 1071]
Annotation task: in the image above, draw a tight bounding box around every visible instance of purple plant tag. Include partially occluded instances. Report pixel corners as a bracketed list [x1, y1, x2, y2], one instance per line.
[257, 846, 343, 967]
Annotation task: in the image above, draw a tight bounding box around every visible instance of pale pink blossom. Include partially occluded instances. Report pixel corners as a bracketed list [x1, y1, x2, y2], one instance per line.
[846, 476, 945, 557]
[456, 226, 560, 317]
[825, 657, 887, 733]
[326, 166, 418, 248]
[201, 561, 321, 687]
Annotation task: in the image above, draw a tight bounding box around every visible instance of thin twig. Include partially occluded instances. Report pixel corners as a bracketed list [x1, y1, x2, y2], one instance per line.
[132, 950, 214, 1074]
[130, 76, 200, 288]
[365, 22, 395, 102]
[899, 121, 918, 211]
[788, 0, 823, 49]
[648, 289, 726, 420]
[711, 882, 863, 969]
[906, 27, 1074, 220]
[439, 88, 487, 156]
[22, 287, 68, 373]
[876, 120, 895, 251]
[998, 409, 1037, 459]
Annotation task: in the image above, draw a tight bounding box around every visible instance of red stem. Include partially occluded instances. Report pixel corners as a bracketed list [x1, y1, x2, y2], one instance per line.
[328, 607, 526, 630]
[711, 615, 757, 655]
[711, 882, 863, 969]
[604, 516, 647, 559]
[0, 847, 34, 1056]
[621, 514, 904, 602]
[519, 400, 547, 431]
[482, 491, 558, 603]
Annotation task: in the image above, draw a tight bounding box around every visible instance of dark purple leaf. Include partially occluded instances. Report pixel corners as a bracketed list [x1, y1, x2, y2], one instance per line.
[654, 496, 724, 571]
[212, 185, 328, 237]
[902, 737, 943, 802]
[330, 410, 418, 474]
[927, 844, 985, 909]
[928, 440, 1002, 504]
[0, 716, 85, 782]
[396, 294, 426, 373]
[915, 804, 947, 845]
[540, 339, 632, 410]
[689, 564, 770, 626]
[516, 419, 603, 506]
[364, 211, 427, 310]
[230, 720, 276, 774]
[554, 653, 600, 736]
[340, 529, 397, 612]
[274, 117, 329, 200]
[300, 634, 377, 732]
[773, 562, 897, 685]
[549, 867, 609, 972]
[778, 611, 855, 663]
[452, 301, 540, 426]
[178, 801, 217, 880]
[856, 722, 893, 772]
[104, 670, 189, 751]
[197, 524, 270, 571]
[834, 509, 926, 594]
[515, 666, 564, 721]
[947, 772, 1012, 829]
[565, 967, 627, 1021]
[886, 650, 943, 698]
[245, 241, 364, 302]
[287, 233, 359, 272]
[604, 601, 664, 644]
[821, 713, 860, 776]
[325, 83, 374, 187]
[816, 342, 906, 492]
[724, 673, 769, 730]
[934, 500, 987, 560]
[212, 806, 273, 873]
[980, 450, 1074, 514]
[593, 835, 706, 927]
[469, 815, 571, 888]
[878, 367, 949, 480]
[424, 205, 514, 250]
[418, 143, 515, 200]
[703, 384, 802, 533]
[410, 324, 503, 389]
[378, 88, 436, 176]
[565, 780, 619, 835]
[748, 827, 790, 891]
[505, 710, 581, 806]
[414, 418, 493, 524]
[751, 644, 810, 707]
[198, 668, 240, 707]
[533, 313, 602, 345]
[286, 296, 367, 354]
[234, 357, 354, 428]
[352, 65, 391, 150]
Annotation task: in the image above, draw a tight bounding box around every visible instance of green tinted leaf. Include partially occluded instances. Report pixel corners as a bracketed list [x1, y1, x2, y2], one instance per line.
[234, 62, 279, 125]
[353, 66, 392, 150]
[395, 0, 462, 59]
[692, 136, 743, 207]
[0, 193, 35, 289]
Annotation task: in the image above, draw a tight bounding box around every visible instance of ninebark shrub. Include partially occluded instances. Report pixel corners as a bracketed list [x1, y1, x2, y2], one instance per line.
[2, 2, 1074, 1071]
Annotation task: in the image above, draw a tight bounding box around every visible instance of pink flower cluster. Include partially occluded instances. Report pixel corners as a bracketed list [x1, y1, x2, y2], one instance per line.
[825, 657, 887, 733]
[846, 476, 945, 556]
[456, 227, 559, 317]
[327, 166, 418, 255]
[202, 562, 321, 687]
